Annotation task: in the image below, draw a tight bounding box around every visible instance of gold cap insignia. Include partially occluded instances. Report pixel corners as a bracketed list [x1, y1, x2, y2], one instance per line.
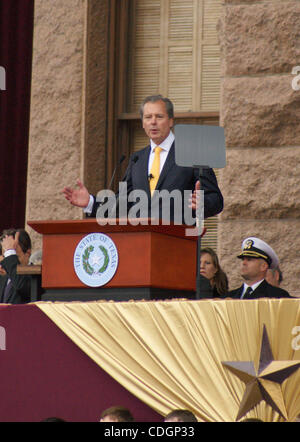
[243, 239, 254, 250]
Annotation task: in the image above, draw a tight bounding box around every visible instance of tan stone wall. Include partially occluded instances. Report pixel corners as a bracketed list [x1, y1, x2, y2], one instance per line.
[83, 0, 110, 194]
[218, 0, 300, 296]
[26, 0, 109, 249]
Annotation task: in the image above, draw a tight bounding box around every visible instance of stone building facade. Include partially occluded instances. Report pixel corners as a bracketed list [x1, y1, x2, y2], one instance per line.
[26, 0, 300, 295]
[218, 0, 300, 295]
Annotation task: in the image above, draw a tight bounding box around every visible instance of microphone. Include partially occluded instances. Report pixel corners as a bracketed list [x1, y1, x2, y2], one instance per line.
[148, 173, 154, 180]
[108, 154, 126, 189]
[133, 155, 139, 163]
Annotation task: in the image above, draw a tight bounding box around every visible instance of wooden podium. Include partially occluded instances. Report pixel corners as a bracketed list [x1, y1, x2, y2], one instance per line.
[28, 219, 197, 302]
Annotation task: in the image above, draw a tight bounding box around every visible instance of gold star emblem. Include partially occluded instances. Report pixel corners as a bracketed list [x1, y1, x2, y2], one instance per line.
[222, 325, 300, 421]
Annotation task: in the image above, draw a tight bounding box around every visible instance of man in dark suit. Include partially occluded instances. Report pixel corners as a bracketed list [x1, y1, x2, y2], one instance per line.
[0, 229, 32, 304]
[62, 95, 223, 224]
[226, 237, 291, 299]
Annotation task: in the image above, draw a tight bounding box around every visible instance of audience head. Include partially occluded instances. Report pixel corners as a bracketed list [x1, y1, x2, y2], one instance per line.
[99, 406, 134, 422]
[265, 267, 283, 287]
[0, 228, 32, 265]
[237, 237, 279, 284]
[240, 417, 264, 422]
[200, 247, 228, 295]
[41, 416, 66, 422]
[164, 409, 198, 422]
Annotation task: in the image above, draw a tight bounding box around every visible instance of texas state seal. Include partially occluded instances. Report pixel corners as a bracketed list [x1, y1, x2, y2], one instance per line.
[73, 233, 118, 287]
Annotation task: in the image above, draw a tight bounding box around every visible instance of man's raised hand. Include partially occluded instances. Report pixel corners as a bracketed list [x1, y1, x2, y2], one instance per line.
[62, 179, 90, 208]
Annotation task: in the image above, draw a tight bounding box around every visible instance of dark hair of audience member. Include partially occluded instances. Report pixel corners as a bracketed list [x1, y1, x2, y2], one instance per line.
[99, 406, 134, 422]
[1, 228, 31, 253]
[41, 417, 66, 422]
[164, 409, 198, 422]
[240, 417, 264, 422]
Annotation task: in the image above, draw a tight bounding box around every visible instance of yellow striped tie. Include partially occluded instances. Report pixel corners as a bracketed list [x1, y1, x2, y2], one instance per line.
[149, 146, 162, 195]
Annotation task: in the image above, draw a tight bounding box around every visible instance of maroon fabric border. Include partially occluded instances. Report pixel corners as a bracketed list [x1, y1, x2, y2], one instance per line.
[0, 304, 162, 422]
[0, 0, 34, 231]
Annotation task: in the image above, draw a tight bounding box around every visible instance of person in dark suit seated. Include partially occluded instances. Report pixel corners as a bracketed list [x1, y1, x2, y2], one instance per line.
[226, 237, 291, 299]
[198, 247, 229, 298]
[62, 94, 223, 224]
[0, 228, 32, 304]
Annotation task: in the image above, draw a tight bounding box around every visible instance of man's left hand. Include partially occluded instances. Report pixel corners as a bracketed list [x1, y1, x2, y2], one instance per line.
[189, 180, 201, 210]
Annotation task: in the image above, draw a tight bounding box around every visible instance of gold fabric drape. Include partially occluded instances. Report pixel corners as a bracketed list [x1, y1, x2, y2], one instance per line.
[37, 299, 300, 422]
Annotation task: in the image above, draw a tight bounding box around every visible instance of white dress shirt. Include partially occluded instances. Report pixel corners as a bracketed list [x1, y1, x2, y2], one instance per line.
[241, 279, 264, 298]
[148, 131, 174, 175]
[3, 249, 17, 258]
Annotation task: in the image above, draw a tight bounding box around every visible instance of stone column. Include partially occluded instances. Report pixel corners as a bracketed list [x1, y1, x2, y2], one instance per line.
[218, 0, 300, 295]
[26, 0, 109, 248]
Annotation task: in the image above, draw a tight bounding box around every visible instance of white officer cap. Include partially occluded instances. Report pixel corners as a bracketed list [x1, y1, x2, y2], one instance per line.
[237, 237, 279, 270]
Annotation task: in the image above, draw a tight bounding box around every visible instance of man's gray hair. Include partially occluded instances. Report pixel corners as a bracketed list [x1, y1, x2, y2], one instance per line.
[139, 94, 174, 120]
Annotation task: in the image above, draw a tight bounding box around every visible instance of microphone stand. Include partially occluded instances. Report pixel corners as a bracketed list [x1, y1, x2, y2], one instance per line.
[194, 166, 207, 300]
[97, 155, 125, 221]
[108, 154, 126, 190]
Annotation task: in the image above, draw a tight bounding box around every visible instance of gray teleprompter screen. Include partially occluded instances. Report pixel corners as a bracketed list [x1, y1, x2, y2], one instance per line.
[174, 124, 226, 169]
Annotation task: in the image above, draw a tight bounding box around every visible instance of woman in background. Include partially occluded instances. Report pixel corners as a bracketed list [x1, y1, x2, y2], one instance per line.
[199, 247, 228, 298]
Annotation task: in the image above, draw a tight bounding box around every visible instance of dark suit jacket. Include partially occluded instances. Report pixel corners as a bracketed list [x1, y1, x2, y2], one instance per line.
[197, 275, 225, 299]
[90, 142, 223, 223]
[226, 279, 291, 299]
[0, 255, 31, 304]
